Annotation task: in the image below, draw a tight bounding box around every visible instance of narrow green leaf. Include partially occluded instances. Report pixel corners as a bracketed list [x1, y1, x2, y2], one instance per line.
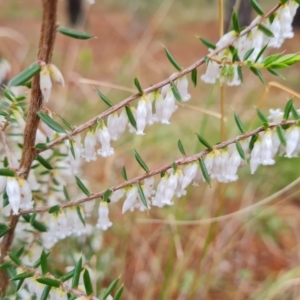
[114, 285, 124, 300]
[199, 37, 216, 50]
[103, 189, 112, 202]
[133, 77, 143, 95]
[249, 135, 258, 151]
[0, 223, 9, 238]
[57, 115, 73, 131]
[255, 43, 269, 63]
[9, 62, 41, 87]
[133, 149, 149, 172]
[232, 11, 240, 33]
[63, 186, 70, 201]
[137, 183, 148, 209]
[258, 24, 274, 38]
[17, 279, 25, 291]
[170, 81, 182, 102]
[58, 27, 93, 39]
[243, 48, 255, 61]
[103, 278, 119, 299]
[237, 66, 243, 82]
[97, 89, 113, 107]
[250, 67, 265, 85]
[121, 166, 128, 181]
[40, 251, 48, 275]
[37, 112, 67, 134]
[256, 108, 269, 123]
[37, 277, 60, 288]
[60, 269, 74, 282]
[164, 47, 182, 71]
[276, 126, 287, 147]
[125, 106, 137, 130]
[198, 159, 211, 186]
[83, 269, 93, 296]
[263, 53, 283, 67]
[177, 139, 186, 156]
[283, 98, 294, 120]
[191, 69, 197, 87]
[36, 155, 53, 170]
[15, 246, 25, 258]
[75, 176, 90, 196]
[234, 112, 245, 133]
[195, 133, 212, 150]
[235, 141, 246, 160]
[48, 205, 60, 214]
[35, 143, 47, 150]
[250, 0, 264, 15]
[69, 140, 75, 159]
[291, 104, 300, 119]
[72, 257, 82, 288]
[0, 261, 13, 270]
[172, 162, 177, 172]
[40, 285, 52, 300]
[0, 169, 15, 177]
[267, 68, 284, 79]
[76, 206, 85, 226]
[11, 272, 34, 281]
[8, 252, 22, 266]
[4, 89, 15, 101]
[22, 214, 48, 232]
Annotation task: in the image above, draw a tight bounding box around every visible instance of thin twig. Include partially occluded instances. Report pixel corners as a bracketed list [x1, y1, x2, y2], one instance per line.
[37, 3, 281, 155]
[20, 119, 297, 215]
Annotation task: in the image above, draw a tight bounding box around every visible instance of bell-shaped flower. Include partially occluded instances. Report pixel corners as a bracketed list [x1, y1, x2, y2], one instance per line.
[260, 130, 275, 165]
[285, 126, 300, 157]
[201, 60, 220, 84]
[250, 139, 262, 174]
[278, 4, 294, 40]
[145, 93, 154, 125]
[176, 76, 191, 102]
[110, 189, 126, 203]
[48, 64, 65, 86]
[152, 175, 168, 207]
[116, 109, 128, 138]
[96, 124, 114, 157]
[136, 98, 147, 135]
[215, 30, 236, 49]
[107, 112, 120, 141]
[162, 89, 177, 124]
[154, 92, 164, 123]
[122, 186, 138, 213]
[19, 178, 34, 210]
[267, 15, 282, 48]
[40, 65, 52, 102]
[226, 148, 242, 182]
[84, 129, 97, 162]
[69, 139, 81, 174]
[6, 177, 21, 215]
[268, 108, 283, 124]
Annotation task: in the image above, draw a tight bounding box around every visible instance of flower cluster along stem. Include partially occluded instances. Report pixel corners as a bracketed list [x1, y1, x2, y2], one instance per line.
[20, 119, 297, 215]
[35, 3, 282, 157]
[0, 0, 58, 296]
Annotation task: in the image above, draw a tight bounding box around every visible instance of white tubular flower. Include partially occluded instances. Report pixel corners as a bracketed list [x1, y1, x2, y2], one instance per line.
[116, 109, 128, 138]
[227, 148, 242, 182]
[110, 189, 126, 203]
[122, 186, 138, 213]
[96, 204, 114, 229]
[235, 34, 252, 60]
[96, 124, 114, 157]
[163, 172, 178, 205]
[67, 207, 85, 236]
[40, 65, 52, 102]
[278, 4, 294, 40]
[145, 93, 154, 125]
[174, 169, 186, 198]
[285, 126, 300, 157]
[0, 176, 7, 195]
[107, 112, 120, 141]
[19, 178, 34, 210]
[69, 140, 81, 174]
[154, 92, 164, 123]
[201, 60, 220, 84]
[289, 1, 299, 18]
[136, 98, 147, 135]
[260, 130, 275, 165]
[204, 153, 214, 176]
[84, 129, 97, 162]
[215, 30, 236, 49]
[48, 64, 65, 86]
[152, 175, 168, 207]
[226, 65, 241, 86]
[268, 15, 282, 48]
[182, 163, 198, 190]
[6, 177, 21, 215]
[268, 108, 283, 123]
[250, 140, 262, 174]
[176, 75, 191, 102]
[162, 89, 177, 124]
[50, 287, 67, 300]
[250, 27, 265, 61]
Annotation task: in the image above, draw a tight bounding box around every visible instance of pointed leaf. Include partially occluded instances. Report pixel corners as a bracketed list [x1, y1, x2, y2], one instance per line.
[40, 251, 48, 275]
[164, 47, 182, 71]
[250, 0, 264, 15]
[191, 69, 197, 87]
[177, 139, 186, 156]
[267, 68, 284, 79]
[103, 189, 112, 202]
[125, 106, 137, 130]
[195, 133, 212, 150]
[35, 143, 47, 150]
[291, 104, 300, 119]
[234, 112, 245, 133]
[75, 176, 90, 196]
[256, 108, 269, 123]
[250, 67, 265, 85]
[137, 183, 148, 209]
[37, 112, 67, 134]
[8, 252, 22, 266]
[198, 159, 211, 186]
[258, 24, 274, 38]
[58, 27, 94, 39]
[61, 269, 75, 282]
[48, 205, 60, 214]
[97, 89, 113, 107]
[63, 186, 70, 201]
[249, 134, 258, 151]
[114, 285, 124, 300]
[40, 285, 52, 300]
[243, 48, 255, 61]
[237, 66, 243, 82]
[57, 115, 73, 130]
[283, 98, 294, 120]
[11, 272, 34, 281]
[121, 166, 128, 181]
[76, 206, 85, 226]
[133, 77, 143, 95]
[0, 223, 9, 238]
[199, 37, 216, 50]
[232, 11, 240, 33]
[103, 278, 119, 299]
[22, 214, 48, 232]
[0, 169, 15, 177]
[170, 81, 182, 102]
[37, 277, 61, 288]
[72, 257, 82, 288]
[276, 126, 286, 147]
[36, 155, 53, 170]
[235, 141, 246, 160]
[83, 269, 93, 296]
[255, 43, 269, 63]
[9, 62, 41, 87]
[133, 149, 149, 172]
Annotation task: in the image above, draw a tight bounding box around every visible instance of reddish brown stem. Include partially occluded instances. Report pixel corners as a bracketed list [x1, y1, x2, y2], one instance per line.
[0, 0, 58, 296]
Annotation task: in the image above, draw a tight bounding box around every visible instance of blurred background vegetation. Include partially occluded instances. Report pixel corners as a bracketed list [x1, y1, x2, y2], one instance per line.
[2, 0, 300, 299]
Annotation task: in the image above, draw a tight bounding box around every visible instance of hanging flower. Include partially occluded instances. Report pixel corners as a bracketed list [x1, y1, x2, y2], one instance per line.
[96, 123, 114, 157]
[84, 129, 97, 162]
[48, 64, 65, 86]
[176, 75, 191, 102]
[96, 202, 112, 230]
[6, 177, 21, 215]
[40, 65, 52, 102]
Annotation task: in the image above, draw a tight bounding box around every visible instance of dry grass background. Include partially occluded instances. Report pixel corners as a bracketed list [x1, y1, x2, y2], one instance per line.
[2, 0, 300, 299]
